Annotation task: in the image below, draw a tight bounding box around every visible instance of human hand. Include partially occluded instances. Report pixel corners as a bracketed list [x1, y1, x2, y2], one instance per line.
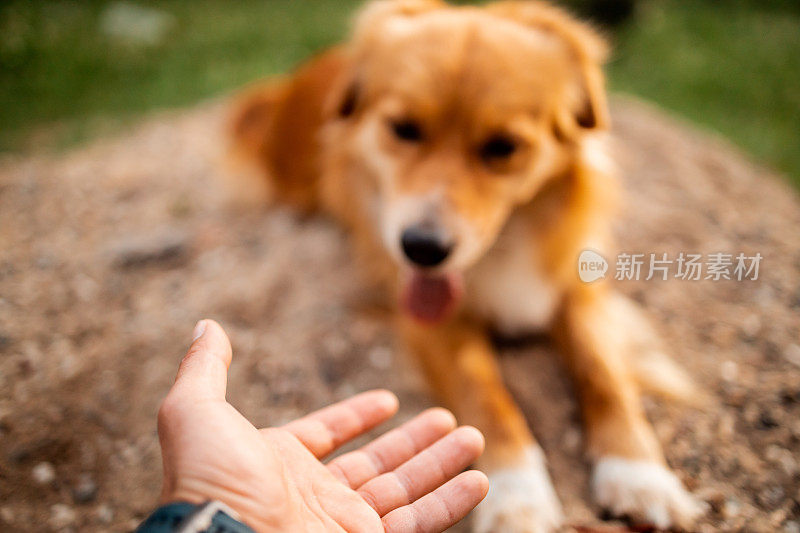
[157, 319, 488, 532]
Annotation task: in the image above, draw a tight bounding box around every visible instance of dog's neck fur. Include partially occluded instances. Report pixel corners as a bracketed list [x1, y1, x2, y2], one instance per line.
[462, 146, 613, 334]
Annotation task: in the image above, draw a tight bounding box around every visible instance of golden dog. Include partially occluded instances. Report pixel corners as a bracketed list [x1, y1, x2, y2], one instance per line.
[228, 1, 706, 530]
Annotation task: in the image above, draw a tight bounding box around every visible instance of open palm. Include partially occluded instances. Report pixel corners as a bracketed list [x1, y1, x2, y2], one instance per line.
[157, 320, 488, 532]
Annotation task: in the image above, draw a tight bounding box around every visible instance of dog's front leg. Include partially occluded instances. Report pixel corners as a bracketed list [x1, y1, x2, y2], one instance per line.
[554, 285, 706, 530]
[400, 317, 563, 533]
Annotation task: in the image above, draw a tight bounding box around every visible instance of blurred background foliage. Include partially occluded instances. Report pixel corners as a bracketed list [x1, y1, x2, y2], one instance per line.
[1, 0, 798, 186]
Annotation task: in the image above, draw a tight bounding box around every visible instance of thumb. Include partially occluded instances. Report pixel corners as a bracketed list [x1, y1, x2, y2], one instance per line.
[171, 319, 233, 401]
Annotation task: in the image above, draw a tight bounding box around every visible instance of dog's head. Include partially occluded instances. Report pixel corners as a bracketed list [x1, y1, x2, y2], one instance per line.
[328, 0, 609, 322]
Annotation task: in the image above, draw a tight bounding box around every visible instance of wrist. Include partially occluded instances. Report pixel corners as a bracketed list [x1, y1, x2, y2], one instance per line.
[163, 485, 276, 533]
[138, 501, 255, 533]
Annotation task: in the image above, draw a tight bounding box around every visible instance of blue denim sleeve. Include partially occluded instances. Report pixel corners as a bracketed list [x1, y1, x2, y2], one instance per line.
[135, 502, 256, 533]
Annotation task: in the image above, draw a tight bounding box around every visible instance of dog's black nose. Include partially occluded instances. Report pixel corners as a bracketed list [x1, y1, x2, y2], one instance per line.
[401, 226, 453, 267]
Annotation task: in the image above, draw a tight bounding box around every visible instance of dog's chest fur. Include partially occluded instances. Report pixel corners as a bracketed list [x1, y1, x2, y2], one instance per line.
[464, 212, 560, 336]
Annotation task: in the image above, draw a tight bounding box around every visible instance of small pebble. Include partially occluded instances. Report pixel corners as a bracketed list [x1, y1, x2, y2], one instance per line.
[0, 506, 15, 524]
[32, 462, 56, 485]
[722, 498, 741, 519]
[784, 344, 800, 369]
[717, 412, 736, 439]
[724, 385, 747, 407]
[758, 486, 785, 509]
[110, 229, 188, 268]
[96, 504, 114, 524]
[368, 346, 392, 369]
[758, 410, 779, 429]
[740, 313, 761, 338]
[49, 504, 76, 529]
[766, 446, 797, 475]
[743, 404, 759, 424]
[696, 487, 725, 513]
[780, 388, 800, 404]
[72, 473, 97, 503]
[721, 360, 738, 382]
[771, 509, 790, 527]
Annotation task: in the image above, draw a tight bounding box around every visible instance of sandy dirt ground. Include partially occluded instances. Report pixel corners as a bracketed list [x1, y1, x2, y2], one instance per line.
[1, 97, 799, 532]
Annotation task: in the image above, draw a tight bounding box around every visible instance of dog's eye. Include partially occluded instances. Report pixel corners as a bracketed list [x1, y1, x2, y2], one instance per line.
[480, 135, 517, 161]
[391, 120, 423, 142]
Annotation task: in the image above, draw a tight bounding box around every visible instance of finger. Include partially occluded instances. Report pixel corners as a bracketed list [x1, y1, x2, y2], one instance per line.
[358, 426, 484, 517]
[327, 408, 456, 488]
[382, 470, 489, 533]
[279, 390, 399, 458]
[170, 319, 232, 401]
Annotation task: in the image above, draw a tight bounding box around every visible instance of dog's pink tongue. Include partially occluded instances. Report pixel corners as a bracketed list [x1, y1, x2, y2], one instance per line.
[402, 271, 464, 324]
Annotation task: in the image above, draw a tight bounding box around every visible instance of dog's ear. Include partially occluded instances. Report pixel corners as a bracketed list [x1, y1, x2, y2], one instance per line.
[326, 68, 363, 122]
[486, 1, 610, 137]
[555, 53, 609, 138]
[228, 49, 352, 210]
[323, 52, 362, 123]
[228, 81, 281, 158]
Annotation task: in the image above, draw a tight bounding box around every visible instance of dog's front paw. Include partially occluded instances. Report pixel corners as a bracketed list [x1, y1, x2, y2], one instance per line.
[473, 447, 563, 533]
[592, 457, 708, 530]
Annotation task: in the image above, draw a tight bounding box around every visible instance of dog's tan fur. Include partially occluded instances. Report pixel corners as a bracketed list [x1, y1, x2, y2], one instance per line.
[228, 1, 704, 530]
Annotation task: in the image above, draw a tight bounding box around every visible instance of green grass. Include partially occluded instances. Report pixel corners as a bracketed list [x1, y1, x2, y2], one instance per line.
[1, 0, 799, 186]
[607, 0, 800, 185]
[0, 0, 362, 151]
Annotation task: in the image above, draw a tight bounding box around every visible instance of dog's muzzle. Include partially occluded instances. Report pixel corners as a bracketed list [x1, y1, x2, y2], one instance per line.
[401, 224, 453, 268]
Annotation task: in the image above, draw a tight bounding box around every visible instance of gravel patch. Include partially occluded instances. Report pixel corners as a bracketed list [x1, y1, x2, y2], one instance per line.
[0, 97, 798, 531]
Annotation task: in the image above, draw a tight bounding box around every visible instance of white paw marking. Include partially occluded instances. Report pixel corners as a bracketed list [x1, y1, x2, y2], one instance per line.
[592, 456, 708, 530]
[473, 447, 563, 533]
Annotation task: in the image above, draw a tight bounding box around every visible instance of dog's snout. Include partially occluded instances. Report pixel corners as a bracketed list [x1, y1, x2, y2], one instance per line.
[401, 225, 453, 267]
